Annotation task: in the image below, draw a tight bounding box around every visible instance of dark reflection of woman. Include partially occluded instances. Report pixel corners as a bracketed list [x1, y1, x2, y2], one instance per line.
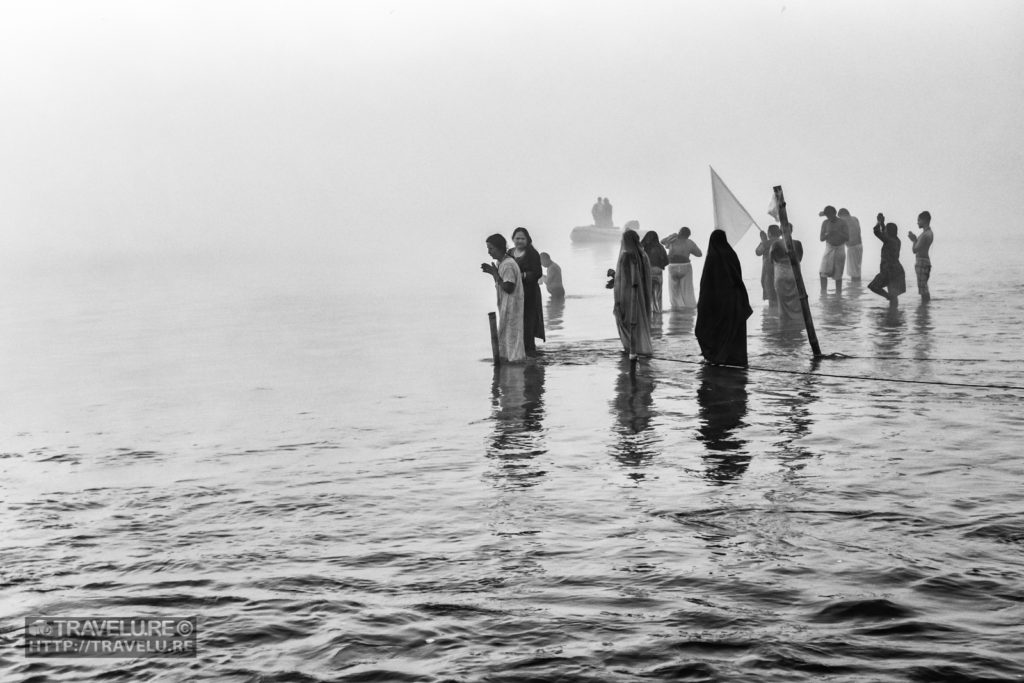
[487, 363, 547, 488]
[695, 364, 750, 484]
[873, 304, 906, 357]
[609, 357, 660, 474]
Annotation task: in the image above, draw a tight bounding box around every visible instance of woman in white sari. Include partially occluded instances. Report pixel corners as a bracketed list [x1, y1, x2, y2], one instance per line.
[481, 234, 526, 363]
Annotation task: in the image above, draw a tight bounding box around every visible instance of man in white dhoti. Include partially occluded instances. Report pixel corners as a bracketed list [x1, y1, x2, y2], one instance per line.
[839, 208, 863, 282]
[818, 205, 849, 294]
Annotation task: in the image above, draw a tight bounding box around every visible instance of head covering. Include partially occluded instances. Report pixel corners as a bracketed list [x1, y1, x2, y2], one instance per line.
[819, 206, 837, 217]
[838, 208, 850, 217]
[486, 233, 507, 252]
[695, 230, 752, 365]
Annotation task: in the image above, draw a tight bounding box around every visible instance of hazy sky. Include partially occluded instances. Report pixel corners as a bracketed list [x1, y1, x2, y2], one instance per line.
[1, 0, 1021, 259]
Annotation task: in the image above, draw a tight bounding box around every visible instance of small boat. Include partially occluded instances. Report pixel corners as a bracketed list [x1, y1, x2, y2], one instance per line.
[570, 224, 622, 243]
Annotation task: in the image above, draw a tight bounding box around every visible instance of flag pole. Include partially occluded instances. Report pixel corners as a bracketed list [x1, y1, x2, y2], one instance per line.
[774, 185, 823, 358]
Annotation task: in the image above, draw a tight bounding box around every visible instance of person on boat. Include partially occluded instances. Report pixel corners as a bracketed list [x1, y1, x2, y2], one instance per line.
[770, 222, 805, 326]
[661, 227, 702, 309]
[612, 229, 653, 359]
[755, 224, 782, 308]
[867, 213, 907, 306]
[839, 208, 863, 282]
[640, 230, 669, 314]
[602, 197, 614, 228]
[539, 252, 565, 299]
[591, 197, 603, 228]
[907, 210, 934, 302]
[818, 205, 849, 294]
[695, 229, 752, 366]
[481, 234, 526, 363]
[508, 227, 546, 356]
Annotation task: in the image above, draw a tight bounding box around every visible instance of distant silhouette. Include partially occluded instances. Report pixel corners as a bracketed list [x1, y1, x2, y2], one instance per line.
[867, 214, 907, 307]
[539, 252, 564, 299]
[591, 197, 603, 227]
[602, 197, 614, 228]
[695, 229, 752, 366]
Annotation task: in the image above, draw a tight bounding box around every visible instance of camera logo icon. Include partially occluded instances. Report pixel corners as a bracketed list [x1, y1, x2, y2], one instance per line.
[27, 620, 54, 636]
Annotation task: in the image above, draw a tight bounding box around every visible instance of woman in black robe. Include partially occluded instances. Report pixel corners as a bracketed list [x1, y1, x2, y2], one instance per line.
[695, 229, 753, 366]
[508, 227, 545, 356]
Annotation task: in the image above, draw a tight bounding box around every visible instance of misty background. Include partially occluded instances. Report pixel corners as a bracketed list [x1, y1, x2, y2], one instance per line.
[0, 0, 1021, 299]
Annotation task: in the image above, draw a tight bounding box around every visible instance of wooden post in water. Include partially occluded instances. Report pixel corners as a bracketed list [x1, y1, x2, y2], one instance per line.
[774, 185, 823, 358]
[487, 312, 501, 365]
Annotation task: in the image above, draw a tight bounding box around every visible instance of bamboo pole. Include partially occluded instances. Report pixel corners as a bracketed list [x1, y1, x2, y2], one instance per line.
[488, 312, 500, 365]
[774, 185, 823, 358]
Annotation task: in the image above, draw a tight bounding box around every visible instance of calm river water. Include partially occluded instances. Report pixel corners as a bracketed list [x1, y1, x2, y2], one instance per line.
[1, 230, 1022, 682]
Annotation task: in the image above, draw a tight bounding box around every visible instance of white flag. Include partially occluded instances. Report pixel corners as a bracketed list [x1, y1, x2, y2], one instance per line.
[710, 166, 760, 244]
[767, 194, 780, 221]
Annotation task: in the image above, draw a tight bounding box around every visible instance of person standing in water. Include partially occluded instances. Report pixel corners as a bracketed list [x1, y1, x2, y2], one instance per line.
[695, 230, 753, 366]
[839, 208, 863, 282]
[818, 205, 849, 294]
[539, 252, 564, 299]
[771, 223, 805, 325]
[508, 227, 545, 357]
[661, 227, 703, 309]
[755, 224, 782, 307]
[867, 213, 907, 306]
[481, 234, 526, 363]
[612, 229, 653, 359]
[640, 230, 669, 314]
[907, 210, 934, 302]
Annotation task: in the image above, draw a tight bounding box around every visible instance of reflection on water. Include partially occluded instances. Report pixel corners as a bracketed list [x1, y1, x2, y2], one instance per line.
[773, 363, 820, 472]
[873, 305, 906, 356]
[695, 364, 749, 484]
[545, 295, 565, 333]
[912, 301, 933, 358]
[760, 307, 810, 355]
[486, 363, 547, 487]
[818, 289, 863, 335]
[665, 307, 695, 336]
[609, 357, 660, 476]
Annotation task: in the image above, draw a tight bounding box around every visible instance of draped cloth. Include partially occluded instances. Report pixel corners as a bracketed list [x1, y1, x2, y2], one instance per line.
[495, 257, 526, 363]
[771, 238, 804, 326]
[846, 244, 863, 280]
[509, 245, 545, 348]
[773, 260, 803, 325]
[695, 230, 752, 366]
[613, 234, 654, 357]
[819, 242, 846, 279]
[667, 263, 697, 309]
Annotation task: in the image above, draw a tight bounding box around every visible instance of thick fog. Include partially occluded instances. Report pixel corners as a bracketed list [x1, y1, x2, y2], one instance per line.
[0, 0, 1021, 265]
